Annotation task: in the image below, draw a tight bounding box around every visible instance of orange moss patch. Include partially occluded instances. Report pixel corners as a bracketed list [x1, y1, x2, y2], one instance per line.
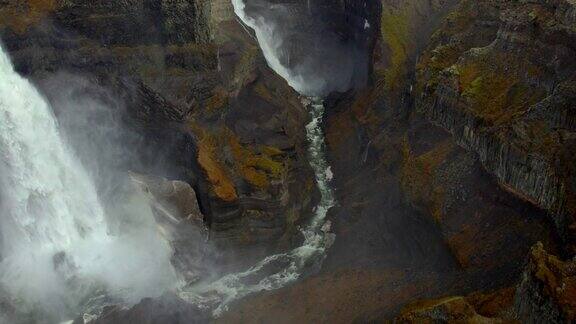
[466, 287, 515, 318]
[397, 296, 494, 323]
[397, 287, 516, 323]
[0, 0, 58, 34]
[528, 242, 576, 320]
[190, 124, 237, 202]
[205, 86, 229, 112]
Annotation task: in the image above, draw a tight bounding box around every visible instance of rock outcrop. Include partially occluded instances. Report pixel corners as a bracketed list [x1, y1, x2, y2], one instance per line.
[416, 0, 576, 247]
[218, 0, 565, 322]
[2, 0, 575, 322]
[395, 243, 576, 323]
[0, 0, 318, 255]
[395, 289, 515, 323]
[515, 242, 576, 323]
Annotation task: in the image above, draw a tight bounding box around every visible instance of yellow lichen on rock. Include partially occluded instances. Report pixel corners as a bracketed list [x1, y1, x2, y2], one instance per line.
[191, 125, 238, 202]
[454, 54, 546, 125]
[380, 6, 411, 93]
[228, 133, 284, 189]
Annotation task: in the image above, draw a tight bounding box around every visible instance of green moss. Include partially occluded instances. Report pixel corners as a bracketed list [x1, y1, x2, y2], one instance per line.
[456, 56, 546, 125]
[380, 8, 411, 93]
[229, 134, 285, 189]
[417, 43, 463, 92]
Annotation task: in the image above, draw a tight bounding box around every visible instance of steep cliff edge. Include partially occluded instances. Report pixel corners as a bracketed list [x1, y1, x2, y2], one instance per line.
[216, 0, 562, 321]
[1, 0, 574, 322]
[325, 0, 558, 286]
[396, 242, 576, 323]
[417, 0, 576, 249]
[0, 0, 318, 255]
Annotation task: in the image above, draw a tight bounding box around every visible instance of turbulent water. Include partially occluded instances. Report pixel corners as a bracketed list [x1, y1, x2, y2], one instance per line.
[180, 98, 336, 315]
[177, 0, 340, 315]
[0, 44, 179, 323]
[0, 0, 340, 318]
[230, 0, 369, 97]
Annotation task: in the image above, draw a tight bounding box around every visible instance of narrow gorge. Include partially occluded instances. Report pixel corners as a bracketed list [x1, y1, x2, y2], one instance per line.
[0, 0, 575, 323]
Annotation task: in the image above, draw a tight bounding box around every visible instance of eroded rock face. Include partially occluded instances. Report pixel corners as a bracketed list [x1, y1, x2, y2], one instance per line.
[215, 1, 563, 321]
[515, 242, 576, 323]
[395, 243, 576, 323]
[395, 294, 511, 323]
[416, 0, 576, 246]
[235, 0, 378, 96]
[0, 0, 318, 253]
[129, 172, 204, 224]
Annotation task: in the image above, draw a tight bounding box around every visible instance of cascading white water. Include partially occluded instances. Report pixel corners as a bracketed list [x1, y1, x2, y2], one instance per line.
[0, 44, 180, 322]
[0, 0, 342, 317]
[179, 1, 338, 315]
[180, 98, 336, 314]
[230, 0, 368, 97]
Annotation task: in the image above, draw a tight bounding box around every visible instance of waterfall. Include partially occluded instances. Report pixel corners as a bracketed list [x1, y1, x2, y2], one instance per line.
[0, 44, 179, 322]
[230, 0, 369, 97]
[178, 1, 338, 314]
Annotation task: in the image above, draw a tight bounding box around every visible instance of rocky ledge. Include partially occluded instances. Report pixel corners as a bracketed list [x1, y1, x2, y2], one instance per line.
[0, 0, 318, 258]
[416, 0, 576, 248]
[396, 242, 576, 323]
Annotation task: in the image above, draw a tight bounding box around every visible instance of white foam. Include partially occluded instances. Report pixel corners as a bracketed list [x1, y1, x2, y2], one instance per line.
[0, 43, 180, 322]
[180, 99, 336, 315]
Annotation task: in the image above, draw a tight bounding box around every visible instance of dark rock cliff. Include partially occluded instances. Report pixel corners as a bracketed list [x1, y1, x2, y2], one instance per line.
[219, 0, 573, 321]
[395, 242, 576, 323]
[215, 0, 565, 322]
[0, 0, 317, 261]
[417, 0, 576, 248]
[1, 0, 575, 322]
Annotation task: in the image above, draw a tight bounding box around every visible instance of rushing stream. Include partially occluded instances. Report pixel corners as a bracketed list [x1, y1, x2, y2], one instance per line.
[177, 0, 340, 314]
[0, 0, 339, 319]
[180, 98, 336, 315]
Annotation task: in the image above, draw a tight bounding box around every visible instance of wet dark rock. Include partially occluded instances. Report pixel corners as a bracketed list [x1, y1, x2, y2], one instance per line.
[514, 242, 576, 323]
[0, 0, 317, 253]
[1, 0, 575, 322]
[82, 294, 210, 324]
[394, 243, 576, 323]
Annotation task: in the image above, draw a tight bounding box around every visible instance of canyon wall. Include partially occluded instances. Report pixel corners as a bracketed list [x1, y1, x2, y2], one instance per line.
[0, 0, 317, 258]
[315, 0, 574, 320]
[416, 0, 576, 249]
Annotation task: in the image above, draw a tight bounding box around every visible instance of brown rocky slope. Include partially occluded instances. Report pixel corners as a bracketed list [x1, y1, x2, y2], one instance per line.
[221, 0, 575, 322]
